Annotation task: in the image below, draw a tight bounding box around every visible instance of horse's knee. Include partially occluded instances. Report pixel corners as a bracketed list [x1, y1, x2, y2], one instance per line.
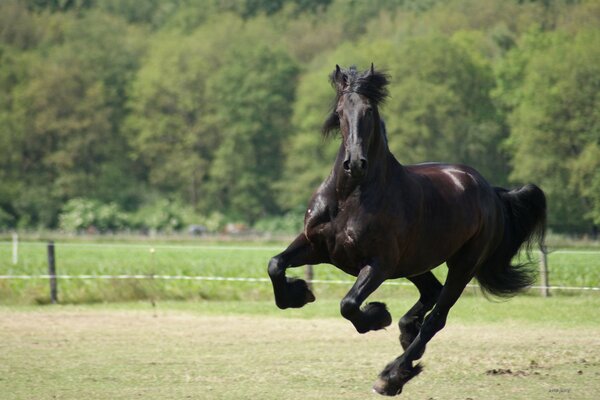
[398, 315, 416, 330]
[268, 256, 283, 279]
[340, 297, 359, 320]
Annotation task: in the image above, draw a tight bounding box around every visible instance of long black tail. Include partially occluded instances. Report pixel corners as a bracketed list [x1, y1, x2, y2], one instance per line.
[475, 184, 547, 297]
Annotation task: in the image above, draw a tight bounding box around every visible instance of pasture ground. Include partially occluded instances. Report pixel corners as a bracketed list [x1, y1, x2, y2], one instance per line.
[1, 296, 599, 400]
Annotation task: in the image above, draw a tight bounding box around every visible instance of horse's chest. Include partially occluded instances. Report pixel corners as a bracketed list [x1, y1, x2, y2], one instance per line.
[304, 198, 386, 274]
[333, 220, 362, 249]
[327, 215, 375, 274]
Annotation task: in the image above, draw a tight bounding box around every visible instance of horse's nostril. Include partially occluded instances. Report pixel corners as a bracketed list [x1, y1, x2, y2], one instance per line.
[360, 159, 368, 170]
[343, 160, 351, 171]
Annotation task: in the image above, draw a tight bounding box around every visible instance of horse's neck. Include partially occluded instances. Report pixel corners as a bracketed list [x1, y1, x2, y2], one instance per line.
[333, 122, 393, 200]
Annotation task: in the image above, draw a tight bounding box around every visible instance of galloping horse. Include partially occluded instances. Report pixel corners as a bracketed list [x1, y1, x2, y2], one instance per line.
[268, 65, 546, 396]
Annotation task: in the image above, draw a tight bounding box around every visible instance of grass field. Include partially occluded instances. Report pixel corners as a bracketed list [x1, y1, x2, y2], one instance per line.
[1, 297, 599, 400]
[0, 240, 599, 304]
[1, 239, 599, 399]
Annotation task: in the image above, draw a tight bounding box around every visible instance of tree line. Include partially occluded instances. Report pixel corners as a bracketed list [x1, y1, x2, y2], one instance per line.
[0, 0, 599, 234]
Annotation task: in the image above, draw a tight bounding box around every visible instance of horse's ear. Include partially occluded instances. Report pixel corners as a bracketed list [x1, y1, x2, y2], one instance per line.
[370, 63, 375, 76]
[332, 64, 347, 92]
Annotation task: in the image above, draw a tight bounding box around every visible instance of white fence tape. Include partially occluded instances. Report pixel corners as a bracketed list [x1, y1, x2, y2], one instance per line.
[0, 274, 598, 291]
[2, 241, 600, 254]
[1, 242, 598, 292]
[0, 241, 283, 251]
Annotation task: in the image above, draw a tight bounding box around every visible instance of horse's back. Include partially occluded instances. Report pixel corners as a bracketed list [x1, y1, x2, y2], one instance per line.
[388, 162, 503, 275]
[405, 162, 490, 192]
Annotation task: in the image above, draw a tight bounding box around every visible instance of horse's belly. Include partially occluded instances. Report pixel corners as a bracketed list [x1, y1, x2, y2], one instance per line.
[392, 236, 469, 278]
[393, 258, 442, 278]
[328, 252, 362, 276]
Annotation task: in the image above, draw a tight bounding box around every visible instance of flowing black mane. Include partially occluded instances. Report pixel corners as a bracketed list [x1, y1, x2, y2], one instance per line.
[323, 65, 390, 136]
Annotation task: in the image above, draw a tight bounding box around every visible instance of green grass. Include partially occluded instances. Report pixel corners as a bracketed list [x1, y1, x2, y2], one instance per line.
[6, 293, 598, 327]
[0, 240, 598, 304]
[1, 298, 599, 400]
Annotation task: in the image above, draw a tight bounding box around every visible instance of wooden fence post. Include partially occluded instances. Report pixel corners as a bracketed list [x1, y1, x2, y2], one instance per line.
[12, 232, 18, 265]
[47, 241, 58, 304]
[539, 248, 549, 297]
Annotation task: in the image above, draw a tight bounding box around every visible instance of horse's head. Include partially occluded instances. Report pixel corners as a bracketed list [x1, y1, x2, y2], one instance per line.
[323, 64, 389, 180]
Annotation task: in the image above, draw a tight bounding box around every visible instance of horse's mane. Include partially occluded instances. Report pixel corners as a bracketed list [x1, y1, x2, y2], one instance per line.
[322, 65, 390, 137]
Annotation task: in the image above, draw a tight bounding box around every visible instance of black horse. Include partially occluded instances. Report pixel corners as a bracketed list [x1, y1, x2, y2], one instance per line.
[268, 65, 546, 396]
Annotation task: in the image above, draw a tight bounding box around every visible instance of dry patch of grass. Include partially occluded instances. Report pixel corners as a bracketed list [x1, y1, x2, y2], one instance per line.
[1, 307, 599, 400]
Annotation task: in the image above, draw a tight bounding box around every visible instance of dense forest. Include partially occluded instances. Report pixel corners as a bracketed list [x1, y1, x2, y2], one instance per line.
[0, 0, 599, 234]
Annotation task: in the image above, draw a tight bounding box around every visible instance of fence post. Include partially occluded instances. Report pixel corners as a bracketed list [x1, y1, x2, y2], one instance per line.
[539, 248, 549, 297]
[47, 241, 58, 304]
[12, 232, 18, 265]
[305, 264, 314, 292]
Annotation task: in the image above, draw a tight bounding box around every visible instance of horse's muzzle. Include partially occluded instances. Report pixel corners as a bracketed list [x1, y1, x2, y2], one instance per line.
[343, 157, 368, 178]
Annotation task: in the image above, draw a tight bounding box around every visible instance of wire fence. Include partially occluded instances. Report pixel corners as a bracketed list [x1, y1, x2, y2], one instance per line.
[1, 240, 599, 302]
[0, 274, 599, 292]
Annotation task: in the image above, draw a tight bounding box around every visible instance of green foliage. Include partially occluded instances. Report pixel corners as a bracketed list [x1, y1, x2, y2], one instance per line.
[571, 143, 600, 225]
[0, 207, 15, 228]
[194, 211, 228, 233]
[2, 9, 145, 226]
[128, 199, 196, 232]
[498, 28, 600, 231]
[0, 1, 44, 49]
[253, 207, 305, 235]
[59, 198, 127, 232]
[205, 35, 299, 221]
[125, 25, 224, 204]
[382, 34, 508, 184]
[1, 0, 599, 233]
[24, 0, 94, 13]
[95, 0, 166, 25]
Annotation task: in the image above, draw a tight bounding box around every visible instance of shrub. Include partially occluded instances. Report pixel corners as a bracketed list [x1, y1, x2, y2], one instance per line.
[128, 199, 210, 233]
[253, 208, 304, 235]
[59, 198, 127, 233]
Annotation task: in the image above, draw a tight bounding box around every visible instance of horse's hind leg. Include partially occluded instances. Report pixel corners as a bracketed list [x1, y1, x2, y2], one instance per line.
[340, 263, 391, 334]
[398, 272, 442, 354]
[374, 265, 474, 396]
[268, 234, 326, 309]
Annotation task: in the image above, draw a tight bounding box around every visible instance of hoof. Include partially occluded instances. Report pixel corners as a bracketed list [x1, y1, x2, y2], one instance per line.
[374, 363, 423, 396]
[373, 377, 402, 396]
[356, 302, 392, 333]
[277, 278, 315, 309]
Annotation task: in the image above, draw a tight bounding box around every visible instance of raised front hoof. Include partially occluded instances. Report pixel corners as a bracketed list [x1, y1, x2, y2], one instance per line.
[354, 302, 392, 334]
[373, 363, 423, 396]
[276, 278, 315, 309]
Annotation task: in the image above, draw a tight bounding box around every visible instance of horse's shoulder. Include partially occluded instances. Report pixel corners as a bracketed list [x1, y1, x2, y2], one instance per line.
[304, 176, 338, 236]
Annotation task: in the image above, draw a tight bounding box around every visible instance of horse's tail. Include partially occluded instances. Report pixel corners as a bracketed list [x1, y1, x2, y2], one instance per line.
[475, 184, 547, 297]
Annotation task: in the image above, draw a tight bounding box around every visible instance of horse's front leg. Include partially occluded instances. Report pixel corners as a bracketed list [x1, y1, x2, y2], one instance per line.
[340, 263, 391, 334]
[268, 234, 325, 309]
